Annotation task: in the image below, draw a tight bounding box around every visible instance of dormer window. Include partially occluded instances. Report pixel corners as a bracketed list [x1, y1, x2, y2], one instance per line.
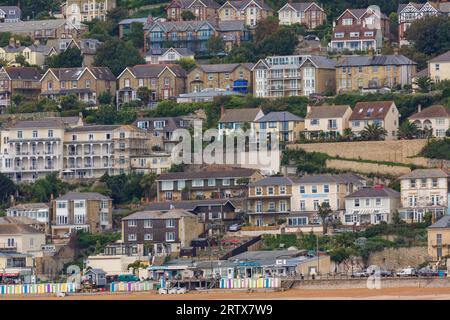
[335, 32, 344, 38]
[342, 18, 353, 25]
[350, 32, 360, 38]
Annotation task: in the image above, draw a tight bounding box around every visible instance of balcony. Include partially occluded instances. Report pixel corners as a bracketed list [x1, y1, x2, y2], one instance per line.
[0, 243, 17, 252]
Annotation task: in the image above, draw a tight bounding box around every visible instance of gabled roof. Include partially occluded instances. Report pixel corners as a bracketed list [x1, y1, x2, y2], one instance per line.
[0, 223, 43, 235]
[397, 2, 440, 14]
[297, 173, 365, 185]
[225, 0, 272, 11]
[429, 50, 450, 63]
[409, 105, 450, 120]
[399, 169, 449, 180]
[196, 63, 253, 73]
[219, 107, 262, 123]
[46, 67, 115, 81]
[345, 187, 400, 199]
[0, 6, 21, 20]
[0, 19, 81, 33]
[255, 111, 304, 122]
[1, 67, 42, 81]
[349, 101, 395, 121]
[125, 64, 186, 78]
[305, 105, 351, 119]
[279, 2, 322, 13]
[143, 199, 236, 211]
[6, 117, 82, 129]
[301, 55, 336, 69]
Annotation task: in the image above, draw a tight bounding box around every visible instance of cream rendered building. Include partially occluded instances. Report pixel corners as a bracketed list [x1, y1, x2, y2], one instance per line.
[429, 50, 450, 83]
[131, 152, 172, 175]
[408, 105, 450, 138]
[1, 117, 161, 182]
[0, 223, 46, 257]
[398, 169, 449, 223]
[304, 104, 352, 138]
[253, 111, 305, 144]
[64, 0, 116, 28]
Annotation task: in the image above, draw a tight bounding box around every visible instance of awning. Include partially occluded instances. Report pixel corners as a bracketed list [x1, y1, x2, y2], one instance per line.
[0, 272, 19, 276]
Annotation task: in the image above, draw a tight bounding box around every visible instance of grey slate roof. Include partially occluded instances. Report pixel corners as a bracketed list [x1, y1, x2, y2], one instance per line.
[306, 55, 336, 69]
[8, 203, 49, 211]
[227, 0, 272, 11]
[219, 108, 262, 123]
[428, 215, 450, 229]
[56, 192, 111, 201]
[250, 176, 296, 186]
[283, 2, 321, 12]
[305, 105, 351, 119]
[128, 64, 186, 78]
[230, 249, 304, 261]
[255, 111, 304, 122]
[143, 199, 236, 211]
[133, 116, 193, 132]
[0, 19, 77, 33]
[399, 169, 449, 180]
[429, 50, 450, 63]
[0, 6, 21, 20]
[66, 125, 121, 132]
[336, 55, 417, 67]
[157, 167, 258, 180]
[6, 117, 82, 129]
[345, 187, 400, 199]
[122, 209, 197, 220]
[197, 63, 253, 73]
[0, 223, 43, 235]
[49, 67, 115, 81]
[298, 173, 365, 185]
[2, 67, 42, 81]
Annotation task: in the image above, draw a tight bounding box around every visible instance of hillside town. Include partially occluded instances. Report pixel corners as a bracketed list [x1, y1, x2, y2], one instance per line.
[0, 0, 449, 300]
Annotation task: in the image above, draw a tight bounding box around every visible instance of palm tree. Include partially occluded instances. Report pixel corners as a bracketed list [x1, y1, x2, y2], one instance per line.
[397, 121, 419, 140]
[360, 123, 388, 141]
[139, 173, 157, 200]
[317, 202, 332, 235]
[343, 128, 354, 141]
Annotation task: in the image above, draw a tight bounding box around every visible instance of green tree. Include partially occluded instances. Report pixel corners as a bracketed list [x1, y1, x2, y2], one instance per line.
[207, 35, 225, 54]
[414, 76, 433, 93]
[98, 91, 113, 105]
[181, 11, 196, 21]
[95, 104, 118, 124]
[392, 210, 402, 225]
[137, 87, 151, 107]
[15, 54, 29, 67]
[360, 123, 388, 141]
[406, 15, 450, 56]
[94, 38, 145, 77]
[0, 173, 16, 207]
[60, 94, 81, 110]
[45, 47, 83, 68]
[318, 202, 332, 235]
[126, 22, 144, 49]
[176, 57, 196, 72]
[397, 121, 419, 139]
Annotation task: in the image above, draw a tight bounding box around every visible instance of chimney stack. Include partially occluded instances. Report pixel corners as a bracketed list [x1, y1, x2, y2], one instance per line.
[50, 193, 54, 201]
[306, 105, 312, 114]
[15, 40, 20, 48]
[34, 40, 40, 46]
[147, 15, 154, 25]
[10, 195, 15, 206]
[418, 104, 422, 113]
[220, 105, 225, 117]
[9, 37, 14, 47]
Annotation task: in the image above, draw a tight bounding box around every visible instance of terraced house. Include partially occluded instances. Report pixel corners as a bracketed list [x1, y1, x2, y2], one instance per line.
[0, 38, 53, 67]
[0, 116, 84, 182]
[336, 54, 417, 93]
[252, 55, 336, 98]
[116, 64, 186, 107]
[187, 63, 253, 94]
[278, 2, 326, 29]
[398, 169, 449, 223]
[0, 67, 42, 110]
[144, 19, 250, 55]
[156, 167, 262, 201]
[62, 124, 157, 179]
[51, 192, 113, 237]
[0, 6, 21, 23]
[349, 101, 400, 140]
[218, 0, 273, 27]
[166, 0, 221, 21]
[40, 67, 116, 104]
[330, 6, 390, 52]
[247, 176, 295, 226]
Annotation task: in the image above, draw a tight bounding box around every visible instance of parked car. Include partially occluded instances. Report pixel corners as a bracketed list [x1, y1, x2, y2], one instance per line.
[379, 270, 394, 277]
[351, 270, 369, 278]
[158, 288, 168, 294]
[396, 267, 417, 277]
[418, 267, 439, 277]
[304, 34, 319, 41]
[228, 224, 241, 232]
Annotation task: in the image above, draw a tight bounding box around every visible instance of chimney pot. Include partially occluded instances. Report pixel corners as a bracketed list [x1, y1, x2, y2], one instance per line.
[418, 104, 422, 113]
[220, 105, 225, 117]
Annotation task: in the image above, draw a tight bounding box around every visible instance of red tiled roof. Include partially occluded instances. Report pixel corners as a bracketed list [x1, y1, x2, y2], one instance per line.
[349, 101, 394, 121]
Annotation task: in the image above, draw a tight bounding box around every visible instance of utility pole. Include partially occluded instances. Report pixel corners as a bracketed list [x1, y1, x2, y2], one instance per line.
[316, 234, 319, 276]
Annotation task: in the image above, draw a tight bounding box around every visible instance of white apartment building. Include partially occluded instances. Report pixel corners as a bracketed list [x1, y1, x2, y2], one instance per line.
[408, 105, 450, 138]
[291, 173, 366, 217]
[343, 186, 400, 225]
[1, 117, 159, 182]
[398, 169, 449, 223]
[6, 203, 50, 232]
[0, 117, 83, 182]
[64, 0, 116, 28]
[252, 55, 336, 98]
